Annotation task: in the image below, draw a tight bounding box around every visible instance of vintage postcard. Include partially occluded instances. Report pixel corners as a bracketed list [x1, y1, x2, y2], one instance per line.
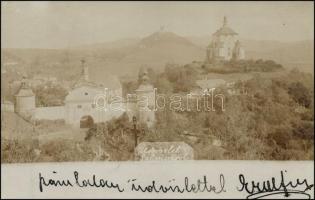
[1, 1, 314, 199]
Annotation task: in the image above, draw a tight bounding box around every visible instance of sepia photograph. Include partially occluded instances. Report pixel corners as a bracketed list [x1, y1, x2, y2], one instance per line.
[1, 1, 314, 163]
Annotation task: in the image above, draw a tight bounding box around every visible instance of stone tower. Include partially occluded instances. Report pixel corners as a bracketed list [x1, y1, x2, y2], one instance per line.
[15, 77, 35, 117]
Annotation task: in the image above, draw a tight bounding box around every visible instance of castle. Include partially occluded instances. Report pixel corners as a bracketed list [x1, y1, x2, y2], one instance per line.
[14, 61, 156, 128]
[206, 16, 245, 63]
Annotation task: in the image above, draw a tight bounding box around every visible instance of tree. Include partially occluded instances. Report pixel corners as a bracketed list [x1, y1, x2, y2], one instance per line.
[288, 82, 312, 108]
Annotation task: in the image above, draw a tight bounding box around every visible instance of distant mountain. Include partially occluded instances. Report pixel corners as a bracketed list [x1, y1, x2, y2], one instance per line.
[1, 32, 313, 80]
[73, 37, 140, 50]
[1, 31, 205, 78]
[140, 31, 194, 47]
[117, 31, 205, 72]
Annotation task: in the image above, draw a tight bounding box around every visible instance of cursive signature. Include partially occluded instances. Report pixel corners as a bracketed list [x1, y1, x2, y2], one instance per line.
[237, 170, 314, 199]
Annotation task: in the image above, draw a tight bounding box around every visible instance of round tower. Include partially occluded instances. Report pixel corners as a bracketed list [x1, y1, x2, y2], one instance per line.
[15, 77, 35, 116]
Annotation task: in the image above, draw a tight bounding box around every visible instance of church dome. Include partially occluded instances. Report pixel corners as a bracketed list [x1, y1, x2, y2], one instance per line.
[213, 16, 238, 36]
[213, 27, 238, 36]
[15, 88, 34, 97]
[15, 79, 34, 97]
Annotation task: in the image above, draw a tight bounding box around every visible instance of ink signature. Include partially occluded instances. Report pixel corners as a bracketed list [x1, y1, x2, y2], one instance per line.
[237, 170, 314, 199]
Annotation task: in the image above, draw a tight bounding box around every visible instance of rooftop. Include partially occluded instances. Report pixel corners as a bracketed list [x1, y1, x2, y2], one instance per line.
[213, 16, 238, 36]
[15, 79, 34, 97]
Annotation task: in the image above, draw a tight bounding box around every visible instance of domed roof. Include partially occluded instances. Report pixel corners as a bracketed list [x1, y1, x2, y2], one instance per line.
[15, 79, 34, 97]
[213, 27, 238, 36]
[15, 88, 34, 97]
[213, 16, 238, 36]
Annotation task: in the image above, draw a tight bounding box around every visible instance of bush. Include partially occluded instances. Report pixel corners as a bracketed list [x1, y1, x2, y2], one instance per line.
[288, 82, 312, 108]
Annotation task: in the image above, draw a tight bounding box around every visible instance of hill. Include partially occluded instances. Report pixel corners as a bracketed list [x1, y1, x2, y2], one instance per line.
[1, 32, 313, 81]
[1, 31, 205, 77]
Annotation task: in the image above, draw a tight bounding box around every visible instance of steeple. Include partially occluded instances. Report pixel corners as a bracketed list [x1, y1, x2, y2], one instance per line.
[21, 76, 28, 89]
[223, 16, 227, 27]
[81, 59, 88, 82]
[138, 66, 150, 85]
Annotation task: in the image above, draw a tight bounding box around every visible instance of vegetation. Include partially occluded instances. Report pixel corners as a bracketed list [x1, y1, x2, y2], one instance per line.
[202, 59, 283, 74]
[33, 83, 68, 106]
[1, 63, 313, 162]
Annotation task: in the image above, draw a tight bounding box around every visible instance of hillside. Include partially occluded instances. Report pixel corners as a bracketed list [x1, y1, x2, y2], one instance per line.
[1, 31, 205, 77]
[1, 112, 35, 140]
[1, 32, 313, 80]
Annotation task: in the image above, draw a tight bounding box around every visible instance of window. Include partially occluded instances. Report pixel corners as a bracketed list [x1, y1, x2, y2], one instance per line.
[77, 105, 82, 109]
[85, 92, 88, 95]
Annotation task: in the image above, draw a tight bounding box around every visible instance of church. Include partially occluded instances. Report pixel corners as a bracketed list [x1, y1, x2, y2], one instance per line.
[206, 16, 245, 63]
[14, 61, 156, 128]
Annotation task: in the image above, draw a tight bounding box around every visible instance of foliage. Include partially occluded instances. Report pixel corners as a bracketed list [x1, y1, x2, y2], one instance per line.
[288, 82, 312, 108]
[33, 83, 68, 106]
[151, 63, 199, 93]
[203, 59, 283, 74]
[2, 64, 313, 162]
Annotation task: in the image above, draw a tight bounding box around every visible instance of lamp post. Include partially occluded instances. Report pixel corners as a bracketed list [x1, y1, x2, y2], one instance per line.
[132, 116, 138, 148]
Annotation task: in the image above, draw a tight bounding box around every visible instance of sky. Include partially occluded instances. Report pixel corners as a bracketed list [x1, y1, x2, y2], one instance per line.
[1, 1, 314, 49]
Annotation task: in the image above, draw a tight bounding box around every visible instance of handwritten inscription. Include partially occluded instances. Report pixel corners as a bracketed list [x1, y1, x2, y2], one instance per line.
[39, 171, 124, 192]
[237, 170, 314, 199]
[39, 171, 225, 195]
[37, 170, 313, 198]
[135, 142, 194, 161]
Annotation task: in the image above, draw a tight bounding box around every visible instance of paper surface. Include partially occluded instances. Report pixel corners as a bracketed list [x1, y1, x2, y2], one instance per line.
[1, 1, 314, 199]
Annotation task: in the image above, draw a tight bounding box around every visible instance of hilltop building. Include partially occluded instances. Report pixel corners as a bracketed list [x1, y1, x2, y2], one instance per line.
[206, 16, 245, 63]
